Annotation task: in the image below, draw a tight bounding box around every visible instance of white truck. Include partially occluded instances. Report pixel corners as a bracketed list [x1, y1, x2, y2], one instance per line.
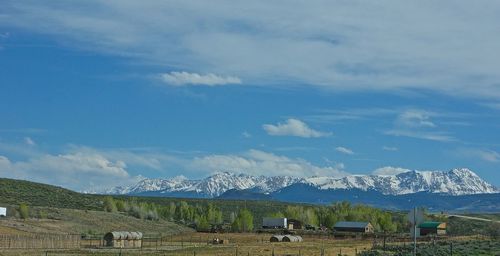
[0, 207, 6, 217]
[262, 217, 287, 229]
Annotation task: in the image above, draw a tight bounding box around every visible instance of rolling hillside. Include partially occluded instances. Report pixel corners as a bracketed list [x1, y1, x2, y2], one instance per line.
[0, 178, 102, 210]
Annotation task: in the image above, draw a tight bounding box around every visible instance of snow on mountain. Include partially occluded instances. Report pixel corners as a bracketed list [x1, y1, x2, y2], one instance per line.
[104, 168, 497, 197]
[106, 172, 301, 197]
[305, 168, 498, 195]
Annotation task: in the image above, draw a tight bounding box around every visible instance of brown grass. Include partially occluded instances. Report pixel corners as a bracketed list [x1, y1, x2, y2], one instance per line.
[0, 207, 192, 236]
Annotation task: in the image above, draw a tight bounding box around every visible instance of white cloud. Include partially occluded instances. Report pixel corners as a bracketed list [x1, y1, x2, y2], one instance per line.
[242, 131, 252, 138]
[24, 137, 35, 146]
[160, 71, 241, 86]
[335, 146, 354, 155]
[191, 149, 349, 178]
[397, 110, 436, 128]
[385, 109, 456, 142]
[372, 166, 411, 176]
[263, 118, 331, 138]
[481, 102, 500, 110]
[4, 2, 500, 99]
[382, 146, 398, 151]
[384, 129, 455, 142]
[0, 152, 141, 192]
[454, 148, 500, 163]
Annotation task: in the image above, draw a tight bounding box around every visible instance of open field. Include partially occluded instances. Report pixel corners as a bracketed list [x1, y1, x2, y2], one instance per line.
[0, 232, 374, 256]
[0, 207, 192, 235]
[1, 232, 499, 256]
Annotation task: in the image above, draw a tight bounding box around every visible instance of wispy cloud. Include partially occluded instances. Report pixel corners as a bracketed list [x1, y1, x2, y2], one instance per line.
[372, 166, 411, 176]
[191, 149, 349, 177]
[335, 146, 354, 155]
[382, 146, 398, 151]
[385, 109, 456, 142]
[24, 137, 35, 146]
[384, 129, 455, 142]
[306, 108, 397, 124]
[396, 110, 435, 128]
[160, 71, 241, 86]
[3, 2, 500, 99]
[263, 118, 331, 138]
[242, 131, 252, 138]
[0, 128, 46, 134]
[454, 148, 500, 163]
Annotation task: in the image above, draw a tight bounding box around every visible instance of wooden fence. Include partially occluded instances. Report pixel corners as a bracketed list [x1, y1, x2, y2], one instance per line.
[0, 234, 80, 249]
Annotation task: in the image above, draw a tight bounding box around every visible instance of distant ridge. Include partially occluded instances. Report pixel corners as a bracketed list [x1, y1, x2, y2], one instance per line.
[105, 168, 498, 197]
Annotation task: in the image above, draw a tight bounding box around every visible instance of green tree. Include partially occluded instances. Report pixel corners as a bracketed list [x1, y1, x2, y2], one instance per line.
[196, 215, 210, 231]
[206, 203, 223, 224]
[269, 211, 285, 218]
[175, 201, 190, 223]
[115, 200, 129, 212]
[103, 196, 117, 212]
[19, 203, 29, 219]
[232, 209, 253, 232]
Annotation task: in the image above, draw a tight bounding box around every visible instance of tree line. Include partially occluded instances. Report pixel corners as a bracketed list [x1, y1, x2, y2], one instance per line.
[103, 197, 399, 232]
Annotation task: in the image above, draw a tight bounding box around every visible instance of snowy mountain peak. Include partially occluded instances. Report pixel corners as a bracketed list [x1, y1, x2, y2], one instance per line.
[104, 168, 497, 197]
[307, 168, 497, 195]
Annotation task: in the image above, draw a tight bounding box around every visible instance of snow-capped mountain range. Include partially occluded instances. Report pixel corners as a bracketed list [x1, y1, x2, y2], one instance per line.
[105, 168, 498, 197]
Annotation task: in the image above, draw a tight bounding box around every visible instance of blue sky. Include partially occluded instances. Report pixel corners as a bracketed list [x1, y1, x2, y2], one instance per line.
[0, 1, 499, 191]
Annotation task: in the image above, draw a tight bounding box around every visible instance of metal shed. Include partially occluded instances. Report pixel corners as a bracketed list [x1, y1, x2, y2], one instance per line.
[418, 222, 447, 236]
[333, 221, 374, 233]
[287, 219, 303, 230]
[103, 231, 143, 248]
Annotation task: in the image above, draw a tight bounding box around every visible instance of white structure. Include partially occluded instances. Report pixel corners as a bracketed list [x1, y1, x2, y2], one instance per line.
[262, 217, 287, 229]
[0, 207, 6, 217]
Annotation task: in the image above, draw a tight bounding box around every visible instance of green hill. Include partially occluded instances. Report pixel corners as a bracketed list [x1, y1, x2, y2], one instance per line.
[0, 178, 102, 210]
[0, 178, 297, 220]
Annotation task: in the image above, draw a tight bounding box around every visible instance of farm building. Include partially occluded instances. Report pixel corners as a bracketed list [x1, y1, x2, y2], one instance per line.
[418, 222, 447, 236]
[262, 217, 287, 229]
[103, 231, 143, 248]
[0, 207, 6, 217]
[333, 221, 374, 233]
[287, 219, 303, 230]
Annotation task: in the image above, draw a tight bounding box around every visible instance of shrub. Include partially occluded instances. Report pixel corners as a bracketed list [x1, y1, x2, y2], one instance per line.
[19, 203, 29, 219]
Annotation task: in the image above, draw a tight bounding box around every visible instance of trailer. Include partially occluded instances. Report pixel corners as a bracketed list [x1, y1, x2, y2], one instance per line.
[0, 207, 6, 217]
[262, 217, 287, 229]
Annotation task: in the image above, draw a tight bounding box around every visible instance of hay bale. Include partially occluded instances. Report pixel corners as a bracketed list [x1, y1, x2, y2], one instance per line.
[282, 235, 302, 242]
[270, 235, 284, 242]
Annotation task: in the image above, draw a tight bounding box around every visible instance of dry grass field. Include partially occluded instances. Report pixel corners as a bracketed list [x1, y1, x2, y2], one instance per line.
[1, 207, 497, 256]
[0, 232, 374, 256]
[0, 207, 192, 235]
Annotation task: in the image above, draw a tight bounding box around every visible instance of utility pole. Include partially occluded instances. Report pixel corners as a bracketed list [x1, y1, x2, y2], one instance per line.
[413, 207, 417, 256]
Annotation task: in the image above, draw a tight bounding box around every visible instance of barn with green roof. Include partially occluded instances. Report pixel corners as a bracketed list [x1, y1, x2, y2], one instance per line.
[418, 222, 447, 236]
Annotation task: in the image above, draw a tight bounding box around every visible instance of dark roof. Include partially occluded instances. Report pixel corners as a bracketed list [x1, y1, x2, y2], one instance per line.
[334, 221, 370, 228]
[418, 222, 445, 229]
